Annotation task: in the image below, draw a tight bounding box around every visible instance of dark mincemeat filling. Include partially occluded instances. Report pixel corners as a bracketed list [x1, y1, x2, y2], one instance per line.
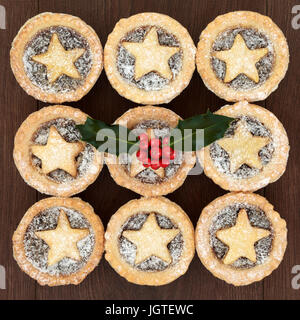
[210, 115, 274, 179]
[31, 118, 94, 183]
[210, 203, 273, 269]
[119, 212, 183, 271]
[211, 28, 274, 90]
[24, 206, 94, 276]
[117, 26, 183, 91]
[23, 26, 92, 93]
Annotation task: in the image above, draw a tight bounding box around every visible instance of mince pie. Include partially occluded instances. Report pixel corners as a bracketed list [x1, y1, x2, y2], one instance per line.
[197, 101, 289, 192]
[195, 192, 287, 286]
[104, 12, 196, 104]
[10, 12, 103, 103]
[13, 105, 103, 197]
[13, 197, 104, 286]
[105, 196, 195, 286]
[196, 11, 289, 102]
[105, 106, 196, 197]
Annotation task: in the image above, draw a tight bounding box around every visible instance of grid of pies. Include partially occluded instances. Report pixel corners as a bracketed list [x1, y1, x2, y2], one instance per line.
[10, 10, 289, 287]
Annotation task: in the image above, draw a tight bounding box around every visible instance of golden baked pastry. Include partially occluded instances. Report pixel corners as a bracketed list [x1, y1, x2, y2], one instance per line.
[105, 197, 195, 286]
[13, 197, 104, 286]
[13, 105, 103, 197]
[10, 12, 103, 103]
[105, 106, 196, 197]
[104, 12, 196, 104]
[196, 11, 289, 102]
[197, 101, 289, 192]
[195, 192, 287, 286]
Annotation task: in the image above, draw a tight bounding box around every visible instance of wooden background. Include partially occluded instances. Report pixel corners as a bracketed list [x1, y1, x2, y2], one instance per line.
[0, 0, 299, 300]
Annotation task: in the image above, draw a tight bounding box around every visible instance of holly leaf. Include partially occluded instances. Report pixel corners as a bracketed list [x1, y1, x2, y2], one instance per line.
[170, 110, 234, 151]
[77, 111, 234, 155]
[76, 118, 139, 156]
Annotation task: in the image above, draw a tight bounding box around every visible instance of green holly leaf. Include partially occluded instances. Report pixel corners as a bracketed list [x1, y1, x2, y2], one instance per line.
[169, 110, 234, 151]
[77, 111, 234, 156]
[76, 118, 139, 156]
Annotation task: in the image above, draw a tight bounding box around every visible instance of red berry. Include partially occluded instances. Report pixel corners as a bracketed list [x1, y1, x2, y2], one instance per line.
[170, 149, 176, 160]
[162, 146, 176, 160]
[150, 147, 162, 160]
[151, 163, 160, 170]
[150, 138, 161, 148]
[137, 150, 148, 162]
[139, 132, 148, 141]
[139, 140, 149, 150]
[162, 146, 171, 158]
[162, 137, 169, 145]
[160, 159, 170, 168]
[143, 159, 151, 168]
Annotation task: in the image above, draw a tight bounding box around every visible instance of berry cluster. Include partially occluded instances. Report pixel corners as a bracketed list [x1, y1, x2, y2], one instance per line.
[137, 133, 176, 170]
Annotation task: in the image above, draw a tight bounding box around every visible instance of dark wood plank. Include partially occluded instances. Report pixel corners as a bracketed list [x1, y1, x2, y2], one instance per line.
[0, 0, 39, 300]
[263, 0, 300, 300]
[2, 0, 299, 300]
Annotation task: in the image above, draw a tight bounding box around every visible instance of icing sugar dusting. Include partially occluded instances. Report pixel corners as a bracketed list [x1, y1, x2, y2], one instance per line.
[212, 28, 274, 90]
[209, 203, 273, 269]
[117, 26, 183, 91]
[119, 213, 183, 271]
[24, 206, 95, 276]
[210, 115, 274, 179]
[23, 26, 92, 93]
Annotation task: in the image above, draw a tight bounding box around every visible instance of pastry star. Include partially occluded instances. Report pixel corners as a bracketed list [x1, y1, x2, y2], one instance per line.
[35, 210, 89, 266]
[213, 34, 268, 83]
[217, 121, 270, 173]
[122, 27, 180, 80]
[31, 126, 84, 177]
[216, 209, 270, 265]
[130, 128, 164, 178]
[123, 213, 180, 265]
[32, 33, 85, 83]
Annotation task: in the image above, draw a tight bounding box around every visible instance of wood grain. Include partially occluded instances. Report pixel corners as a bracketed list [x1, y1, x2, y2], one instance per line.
[0, 0, 299, 300]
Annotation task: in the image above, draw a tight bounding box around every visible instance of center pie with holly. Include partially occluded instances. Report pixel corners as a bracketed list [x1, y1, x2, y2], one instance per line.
[105, 106, 196, 197]
[195, 192, 287, 286]
[13, 197, 104, 286]
[196, 11, 289, 102]
[105, 197, 195, 286]
[13, 105, 103, 197]
[104, 12, 196, 105]
[10, 12, 103, 103]
[197, 101, 289, 192]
